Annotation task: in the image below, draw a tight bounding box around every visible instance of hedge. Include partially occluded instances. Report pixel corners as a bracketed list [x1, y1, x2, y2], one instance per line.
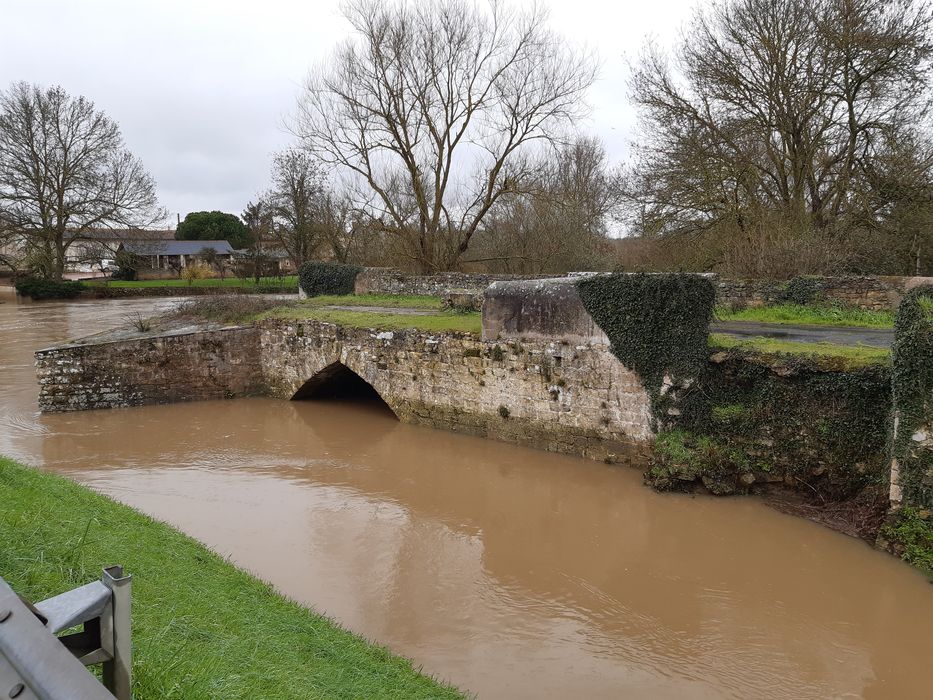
[298, 262, 362, 297]
[14, 278, 86, 299]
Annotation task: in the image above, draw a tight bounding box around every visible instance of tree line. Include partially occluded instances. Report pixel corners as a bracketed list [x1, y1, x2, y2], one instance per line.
[3, 0, 933, 281]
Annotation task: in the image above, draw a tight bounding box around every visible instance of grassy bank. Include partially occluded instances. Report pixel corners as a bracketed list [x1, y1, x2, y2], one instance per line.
[717, 302, 895, 328]
[709, 333, 890, 368]
[261, 305, 482, 334]
[303, 294, 442, 310]
[0, 456, 463, 699]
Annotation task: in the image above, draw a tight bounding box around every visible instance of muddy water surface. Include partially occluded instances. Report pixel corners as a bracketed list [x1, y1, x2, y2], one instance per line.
[1, 290, 931, 699]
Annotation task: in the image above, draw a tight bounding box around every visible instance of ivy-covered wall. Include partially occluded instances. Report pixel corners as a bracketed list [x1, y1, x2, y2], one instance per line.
[575, 273, 894, 542]
[298, 262, 362, 297]
[576, 273, 715, 430]
[884, 287, 933, 573]
[649, 351, 891, 506]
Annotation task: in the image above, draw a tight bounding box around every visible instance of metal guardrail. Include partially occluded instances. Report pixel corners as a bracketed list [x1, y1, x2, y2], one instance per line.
[0, 566, 132, 699]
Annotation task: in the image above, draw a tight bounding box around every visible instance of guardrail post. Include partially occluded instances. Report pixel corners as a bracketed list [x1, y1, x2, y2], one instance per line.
[101, 566, 132, 700]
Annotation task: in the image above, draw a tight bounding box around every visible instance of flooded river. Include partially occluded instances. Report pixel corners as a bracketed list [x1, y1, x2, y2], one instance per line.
[1, 290, 931, 699]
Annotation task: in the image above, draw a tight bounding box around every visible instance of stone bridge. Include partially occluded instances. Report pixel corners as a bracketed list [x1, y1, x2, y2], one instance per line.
[36, 279, 656, 464]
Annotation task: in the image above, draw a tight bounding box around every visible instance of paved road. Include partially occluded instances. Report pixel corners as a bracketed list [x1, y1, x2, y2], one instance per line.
[711, 321, 893, 348]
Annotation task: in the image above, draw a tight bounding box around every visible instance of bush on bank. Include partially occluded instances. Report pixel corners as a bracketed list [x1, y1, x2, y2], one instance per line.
[298, 262, 363, 297]
[14, 277, 86, 299]
[0, 456, 463, 699]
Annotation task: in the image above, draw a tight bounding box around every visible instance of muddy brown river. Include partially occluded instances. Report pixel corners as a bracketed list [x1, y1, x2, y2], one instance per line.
[1, 290, 931, 699]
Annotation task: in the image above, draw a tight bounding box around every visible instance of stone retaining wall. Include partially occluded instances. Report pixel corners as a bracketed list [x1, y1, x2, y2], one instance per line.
[715, 275, 933, 311]
[354, 267, 930, 312]
[353, 268, 540, 300]
[36, 327, 263, 411]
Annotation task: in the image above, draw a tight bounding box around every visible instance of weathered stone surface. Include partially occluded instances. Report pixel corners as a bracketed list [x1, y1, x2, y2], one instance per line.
[35, 319, 655, 464]
[36, 327, 263, 412]
[716, 275, 933, 311]
[259, 319, 653, 462]
[482, 278, 610, 345]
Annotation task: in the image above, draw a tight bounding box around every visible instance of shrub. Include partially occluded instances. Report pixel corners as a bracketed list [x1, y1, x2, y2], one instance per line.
[778, 276, 825, 305]
[181, 263, 211, 286]
[112, 250, 143, 281]
[298, 262, 362, 297]
[14, 278, 86, 299]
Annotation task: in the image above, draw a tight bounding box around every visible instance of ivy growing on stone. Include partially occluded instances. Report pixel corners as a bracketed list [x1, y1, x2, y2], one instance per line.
[659, 350, 891, 501]
[890, 286, 933, 510]
[298, 262, 363, 297]
[777, 276, 825, 305]
[575, 272, 715, 428]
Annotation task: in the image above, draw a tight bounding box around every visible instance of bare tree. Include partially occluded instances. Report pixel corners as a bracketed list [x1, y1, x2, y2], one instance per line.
[623, 0, 933, 276]
[469, 136, 620, 273]
[198, 246, 227, 279]
[0, 82, 164, 279]
[242, 199, 273, 281]
[319, 188, 364, 264]
[266, 149, 327, 270]
[294, 0, 597, 272]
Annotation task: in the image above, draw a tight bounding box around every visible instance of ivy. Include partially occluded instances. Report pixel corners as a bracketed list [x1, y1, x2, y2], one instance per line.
[576, 273, 715, 428]
[662, 349, 891, 498]
[777, 276, 825, 305]
[891, 286, 933, 510]
[298, 262, 362, 297]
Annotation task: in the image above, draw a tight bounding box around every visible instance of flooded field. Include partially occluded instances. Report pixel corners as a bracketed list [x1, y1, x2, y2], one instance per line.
[1, 290, 931, 699]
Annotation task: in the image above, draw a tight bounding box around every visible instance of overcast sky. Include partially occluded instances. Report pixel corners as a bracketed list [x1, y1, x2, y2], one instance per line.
[0, 0, 697, 223]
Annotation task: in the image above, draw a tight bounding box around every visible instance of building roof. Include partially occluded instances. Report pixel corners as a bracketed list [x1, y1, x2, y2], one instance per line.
[120, 240, 235, 256]
[75, 228, 177, 241]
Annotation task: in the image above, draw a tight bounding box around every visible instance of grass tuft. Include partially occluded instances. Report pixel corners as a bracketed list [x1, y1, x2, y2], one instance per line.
[0, 456, 463, 699]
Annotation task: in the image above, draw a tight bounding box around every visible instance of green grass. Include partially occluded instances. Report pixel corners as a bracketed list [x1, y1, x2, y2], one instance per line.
[303, 294, 442, 310]
[260, 305, 482, 334]
[717, 303, 894, 328]
[709, 333, 890, 367]
[0, 456, 463, 699]
[93, 276, 298, 290]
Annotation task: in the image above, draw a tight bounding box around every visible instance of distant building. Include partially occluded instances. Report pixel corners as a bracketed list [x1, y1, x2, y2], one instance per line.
[119, 240, 235, 270]
[67, 229, 177, 271]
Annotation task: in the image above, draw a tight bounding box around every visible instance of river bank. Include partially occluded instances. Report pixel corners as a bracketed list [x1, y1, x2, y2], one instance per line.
[0, 455, 462, 699]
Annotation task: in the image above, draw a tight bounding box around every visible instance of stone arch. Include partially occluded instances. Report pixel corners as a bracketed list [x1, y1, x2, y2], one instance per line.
[290, 361, 397, 417]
